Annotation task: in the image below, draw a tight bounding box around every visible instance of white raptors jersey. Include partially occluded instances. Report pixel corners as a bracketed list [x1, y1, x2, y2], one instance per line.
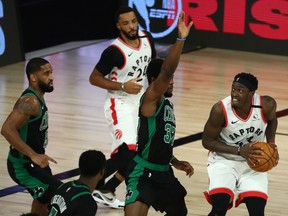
[213, 93, 267, 161]
[107, 30, 153, 100]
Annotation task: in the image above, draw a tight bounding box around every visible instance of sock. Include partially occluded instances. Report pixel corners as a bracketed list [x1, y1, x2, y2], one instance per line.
[101, 175, 121, 193]
[96, 177, 105, 190]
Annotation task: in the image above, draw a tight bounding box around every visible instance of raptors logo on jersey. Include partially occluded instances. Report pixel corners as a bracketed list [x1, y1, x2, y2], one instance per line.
[213, 93, 267, 161]
[107, 30, 153, 100]
[115, 129, 123, 140]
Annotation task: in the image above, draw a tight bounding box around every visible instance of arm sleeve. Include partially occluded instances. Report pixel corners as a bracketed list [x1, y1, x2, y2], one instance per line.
[95, 46, 124, 76]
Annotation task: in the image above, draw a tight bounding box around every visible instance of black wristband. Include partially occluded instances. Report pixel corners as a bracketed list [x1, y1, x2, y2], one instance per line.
[169, 156, 175, 165]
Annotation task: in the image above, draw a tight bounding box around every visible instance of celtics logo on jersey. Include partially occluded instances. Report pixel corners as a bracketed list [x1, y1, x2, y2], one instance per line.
[40, 111, 48, 131]
[164, 105, 175, 145]
[40, 110, 49, 148]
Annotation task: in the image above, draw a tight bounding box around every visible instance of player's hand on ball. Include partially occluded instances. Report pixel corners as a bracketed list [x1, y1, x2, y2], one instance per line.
[247, 142, 279, 172]
[239, 141, 262, 161]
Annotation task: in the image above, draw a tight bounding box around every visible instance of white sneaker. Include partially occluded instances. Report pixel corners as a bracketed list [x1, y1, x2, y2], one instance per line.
[92, 190, 124, 209]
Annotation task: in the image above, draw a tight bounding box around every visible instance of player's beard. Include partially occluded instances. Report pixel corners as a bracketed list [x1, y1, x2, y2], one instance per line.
[38, 80, 54, 93]
[122, 27, 139, 40]
[164, 92, 173, 98]
[164, 85, 173, 98]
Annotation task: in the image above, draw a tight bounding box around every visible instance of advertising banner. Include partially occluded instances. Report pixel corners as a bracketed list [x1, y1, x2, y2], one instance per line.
[122, 0, 288, 55]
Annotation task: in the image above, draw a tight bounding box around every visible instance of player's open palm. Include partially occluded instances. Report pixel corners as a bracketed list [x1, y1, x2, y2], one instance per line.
[177, 11, 193, 39]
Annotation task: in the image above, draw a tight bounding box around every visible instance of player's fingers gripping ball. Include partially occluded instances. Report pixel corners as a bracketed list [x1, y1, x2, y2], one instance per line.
[248, 142, 279, 172]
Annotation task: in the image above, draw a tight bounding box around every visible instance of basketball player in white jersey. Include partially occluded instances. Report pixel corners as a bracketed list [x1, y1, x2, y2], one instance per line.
[89, 6, 156, 209]
[202, 72, 279, 216]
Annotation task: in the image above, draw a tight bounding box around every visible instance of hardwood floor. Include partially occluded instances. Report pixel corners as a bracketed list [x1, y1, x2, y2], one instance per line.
[0, 40, 287, 215]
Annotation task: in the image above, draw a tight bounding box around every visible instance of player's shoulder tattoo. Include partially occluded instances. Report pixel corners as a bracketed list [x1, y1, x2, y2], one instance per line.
[18, 96, 39, 113]
[263, 95, 277, 107]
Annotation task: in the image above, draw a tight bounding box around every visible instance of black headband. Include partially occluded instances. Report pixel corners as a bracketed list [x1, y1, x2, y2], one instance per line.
[234, 77, 257, 91]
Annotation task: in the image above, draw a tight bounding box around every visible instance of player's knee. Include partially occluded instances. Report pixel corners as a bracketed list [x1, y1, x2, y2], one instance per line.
[209, 193, 231, 216]
[119, 143, 136, 165]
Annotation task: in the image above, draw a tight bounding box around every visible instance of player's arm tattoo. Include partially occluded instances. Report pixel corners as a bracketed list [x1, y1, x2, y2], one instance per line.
[17, 97, 38, 116]
[20, 100, 33, 112]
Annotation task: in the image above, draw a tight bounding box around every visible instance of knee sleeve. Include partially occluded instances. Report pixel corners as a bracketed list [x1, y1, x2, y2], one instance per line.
[117, 143, 136, 176]
[245, 197, 266, 216]
[118, 143, 136, 164]
[104, 157, 119, 178]
[208, 193, 231, 216]
[105, 143, 136, 178]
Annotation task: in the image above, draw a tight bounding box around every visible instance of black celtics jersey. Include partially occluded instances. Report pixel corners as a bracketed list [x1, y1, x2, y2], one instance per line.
[137, 96, 175, 165]
[9, 88, 48, 160]
[49, 180, 97, 216]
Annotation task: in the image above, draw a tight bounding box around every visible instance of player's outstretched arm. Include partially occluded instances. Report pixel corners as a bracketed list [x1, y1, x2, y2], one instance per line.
[149, 11, 193, 98]
[142, 11, 193, 115]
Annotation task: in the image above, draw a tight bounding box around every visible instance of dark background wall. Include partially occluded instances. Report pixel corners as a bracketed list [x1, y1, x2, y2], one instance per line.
[19, 0, 120, 52]
[0, 0, 24, 66]
[0, 0, 121, 66]
[0, 0, 287, 67]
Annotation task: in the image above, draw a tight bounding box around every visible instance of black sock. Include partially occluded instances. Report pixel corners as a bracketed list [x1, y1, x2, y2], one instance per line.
[101, 175, 121, 193]
[96, 177, 105, 190]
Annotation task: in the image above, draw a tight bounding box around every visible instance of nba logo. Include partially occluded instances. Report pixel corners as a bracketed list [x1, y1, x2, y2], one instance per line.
[128, 0, 182, 38]
[163, 0, 175, 9]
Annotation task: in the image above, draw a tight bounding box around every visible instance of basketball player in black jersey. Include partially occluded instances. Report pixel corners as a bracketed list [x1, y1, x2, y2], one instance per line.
[48, 150, 106, 215]
[1, 58, 62, 216]
[124, 11, 194, 216]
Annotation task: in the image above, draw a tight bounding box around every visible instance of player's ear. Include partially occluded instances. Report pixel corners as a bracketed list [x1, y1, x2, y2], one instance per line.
[30, 73, 37, 83]
[116, 23, 121, 30]
[249, 90, 255, 96]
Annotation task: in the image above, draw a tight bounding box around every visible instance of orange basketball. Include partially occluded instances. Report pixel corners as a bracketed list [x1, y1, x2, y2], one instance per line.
[248, 142, 279, 172]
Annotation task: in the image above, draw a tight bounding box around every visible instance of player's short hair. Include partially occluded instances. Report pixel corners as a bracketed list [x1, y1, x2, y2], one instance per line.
[115, 6, 135, 22]
[233, 72, 258, 91]
[146, 58, 164, 84]
[79, 150, 106, 177]
[26, 57, 49, 81]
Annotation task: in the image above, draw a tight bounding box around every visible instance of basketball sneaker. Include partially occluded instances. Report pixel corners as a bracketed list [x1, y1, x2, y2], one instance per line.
[92, 190, 124, 209]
